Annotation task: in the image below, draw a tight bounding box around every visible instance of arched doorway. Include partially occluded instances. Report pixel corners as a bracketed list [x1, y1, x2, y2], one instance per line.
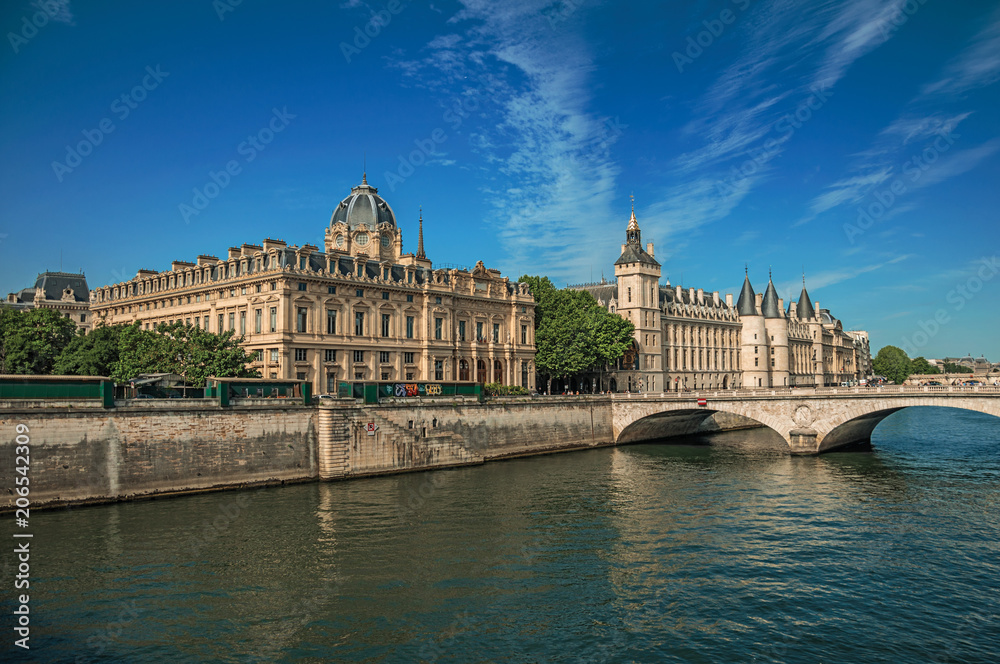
[722, 375, 729, 389]
[610, 378, 617, 392]
[476, 359, 487, 383]
[459, 359, 470, 381]
[493, 360, 503, 383]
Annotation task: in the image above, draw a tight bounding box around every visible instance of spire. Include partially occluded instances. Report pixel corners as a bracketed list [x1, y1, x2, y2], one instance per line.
[761, 275, 781, 318]
[737, 273, 757, 316]
[797, 274, 814, 320]
[626, 194, 640, 244]
[362, 153, 367, 185]
[417, 207, 425, 259]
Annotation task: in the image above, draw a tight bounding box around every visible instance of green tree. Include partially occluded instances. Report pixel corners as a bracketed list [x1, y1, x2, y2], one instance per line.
[872, 345, 911, 385]
[0, 307, 78, 374]
[110, 322, 259, 386]
[54, 324, 124, 376]
[519, 275, 635, 392]
[943, 362, 973, 374]
[910, 357, 940, 375]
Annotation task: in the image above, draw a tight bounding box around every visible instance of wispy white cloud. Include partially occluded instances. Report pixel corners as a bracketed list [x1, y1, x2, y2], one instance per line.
[799, 6, 1000, 227]
[391, 0, 623, 283]
[921, 6, 1000, 97]
[652, 0, 906, 244]
[31, 0, 73, 24]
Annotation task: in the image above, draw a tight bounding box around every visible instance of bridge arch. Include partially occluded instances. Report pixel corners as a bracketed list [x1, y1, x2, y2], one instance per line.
[616, 408, 789, 450]
[817, 402, 1000, 452]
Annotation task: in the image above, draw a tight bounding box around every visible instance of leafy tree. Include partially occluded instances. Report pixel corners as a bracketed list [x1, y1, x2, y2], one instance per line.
[943, 362, 973, 374]
[872, 345, 911, 385]
[519, 275, 635, 392]
[54, 324, 124, 376]
[0, 307, 77, 374]
[910, 357, 940, 375]
[110, 322, 259, 386]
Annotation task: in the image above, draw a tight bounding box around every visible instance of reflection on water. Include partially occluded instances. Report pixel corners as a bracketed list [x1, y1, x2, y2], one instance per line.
[7, 407, 1000, 663]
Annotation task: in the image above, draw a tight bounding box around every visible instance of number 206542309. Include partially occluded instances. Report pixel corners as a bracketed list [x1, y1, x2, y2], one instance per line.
[14, 424, 30, 519]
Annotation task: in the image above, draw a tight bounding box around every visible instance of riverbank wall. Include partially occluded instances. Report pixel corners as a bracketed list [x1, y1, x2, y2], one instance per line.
[2, 396, 759, 511]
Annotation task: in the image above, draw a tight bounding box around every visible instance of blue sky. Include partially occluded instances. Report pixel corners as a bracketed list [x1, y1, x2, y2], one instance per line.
[2, 0, 998, 360]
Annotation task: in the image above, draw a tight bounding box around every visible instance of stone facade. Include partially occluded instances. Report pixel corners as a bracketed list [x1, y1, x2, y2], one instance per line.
[89, 177, 536, 393]
[573, 205, 872, 392]
[4, 271, 92, 332]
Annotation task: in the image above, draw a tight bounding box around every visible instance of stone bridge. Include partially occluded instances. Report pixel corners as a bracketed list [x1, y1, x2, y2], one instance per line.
[611, 385, 1000, 454]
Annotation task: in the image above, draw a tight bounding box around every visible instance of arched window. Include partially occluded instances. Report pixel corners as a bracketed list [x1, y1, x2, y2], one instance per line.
[459, 359, 470, 381]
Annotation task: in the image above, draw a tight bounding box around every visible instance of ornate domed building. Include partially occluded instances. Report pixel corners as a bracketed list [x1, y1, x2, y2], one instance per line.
[90, 177, 536, 393]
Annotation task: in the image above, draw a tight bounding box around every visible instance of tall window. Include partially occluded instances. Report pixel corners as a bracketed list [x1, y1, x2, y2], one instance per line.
[379, 351, 390, 363]
[325, 350, 336, 362]
[269, 307, 277, 333]
[434, 360, 443, 381]
[228, 312, 235, 331]
[353, 350, 364, 362]
[297, 308, 307, 333]
[327, 309, 337, 334]
[476, 322, 483, 341]
[404, 352, 414, 364]
[459, 359, 470, 381]
[521, 325, 527, 344]
[434, 317, 443, 340]
[406, 316, 414, 339]
[294, 349, 307, 361]
[239, 311, 246, 336]
[269, 349, 279, 362]
[459, 320, 466, 341]
[492, 323, 500, 343]
[381, 313, 390, 338]
[355, 311, 364, 335]
[254, 309, 261, 334]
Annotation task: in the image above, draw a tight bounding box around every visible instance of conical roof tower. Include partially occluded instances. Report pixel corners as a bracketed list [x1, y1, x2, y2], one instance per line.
[737, 270, 757, 316]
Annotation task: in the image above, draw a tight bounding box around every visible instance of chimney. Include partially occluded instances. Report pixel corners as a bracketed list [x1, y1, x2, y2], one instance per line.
[689, 287, 695, 303]
[725, 293, 733, 307]
[697, 288, 704, 304]
[197, 255, 219, 266]
[712, 291, 720, 305]
[789, 301, 798, 317]
[228, 247, 241, 260]
[676, 285, 682, 300]
[262, 238, 286, 251]
[646, 242, 654, 257]
[778, 297, 784, 313]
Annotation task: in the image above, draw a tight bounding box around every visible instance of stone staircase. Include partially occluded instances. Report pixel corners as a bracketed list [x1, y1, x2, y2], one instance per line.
[317, 408, 352, 479]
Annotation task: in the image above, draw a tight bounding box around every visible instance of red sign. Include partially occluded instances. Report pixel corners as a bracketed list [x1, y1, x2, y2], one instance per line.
[697, 398, 708, 407]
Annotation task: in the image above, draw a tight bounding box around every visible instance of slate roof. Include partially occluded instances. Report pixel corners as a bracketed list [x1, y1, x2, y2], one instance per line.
[797, 286, 814, 319]
[613, 243, 660, 267]
[31, 272, 89, 303]
[761, 280, 781, 318]
[736, 276, 757, 316]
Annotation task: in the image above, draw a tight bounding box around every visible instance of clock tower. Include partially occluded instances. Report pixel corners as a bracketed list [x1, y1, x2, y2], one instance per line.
[613, 198, 662, 392]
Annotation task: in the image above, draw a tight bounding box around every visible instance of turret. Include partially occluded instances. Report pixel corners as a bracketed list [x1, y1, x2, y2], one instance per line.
[761, 274, 789, 387]
[737, 272, 769, 388]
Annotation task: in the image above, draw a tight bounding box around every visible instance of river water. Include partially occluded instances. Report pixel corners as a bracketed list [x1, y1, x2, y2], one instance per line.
[6, 406, 1000, 663]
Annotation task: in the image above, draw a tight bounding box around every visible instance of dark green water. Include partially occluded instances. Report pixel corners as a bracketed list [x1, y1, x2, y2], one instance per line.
[5, 406, 1000, 663]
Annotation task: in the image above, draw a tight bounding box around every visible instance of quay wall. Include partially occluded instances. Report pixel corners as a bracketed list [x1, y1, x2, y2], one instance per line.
[1, 400, 318, 511]
[2, 396, 763, 511]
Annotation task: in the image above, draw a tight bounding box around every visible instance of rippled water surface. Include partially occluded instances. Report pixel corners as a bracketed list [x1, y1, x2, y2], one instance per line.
[7, 406, 1000, 663]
